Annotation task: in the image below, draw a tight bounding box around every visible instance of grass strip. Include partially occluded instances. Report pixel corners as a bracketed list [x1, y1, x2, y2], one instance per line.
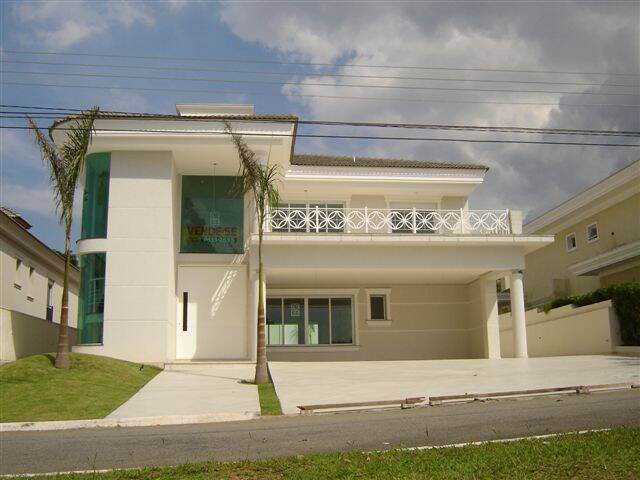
[258, 382, 283, 416]
[26, 428, 640, 479]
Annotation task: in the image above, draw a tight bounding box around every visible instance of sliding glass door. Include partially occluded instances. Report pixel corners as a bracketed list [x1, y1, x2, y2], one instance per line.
[266, 296, 354, 346]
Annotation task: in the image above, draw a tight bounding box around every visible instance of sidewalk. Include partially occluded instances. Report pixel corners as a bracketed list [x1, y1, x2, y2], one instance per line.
[107, 363, 260, 420]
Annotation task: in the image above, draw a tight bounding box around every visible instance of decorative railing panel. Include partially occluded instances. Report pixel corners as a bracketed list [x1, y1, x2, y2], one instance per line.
[266, 208, 511, 235]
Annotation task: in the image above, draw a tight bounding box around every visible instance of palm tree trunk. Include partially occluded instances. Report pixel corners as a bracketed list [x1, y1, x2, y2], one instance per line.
[54, 230, 72, 369]
[254, 225, 269, 384]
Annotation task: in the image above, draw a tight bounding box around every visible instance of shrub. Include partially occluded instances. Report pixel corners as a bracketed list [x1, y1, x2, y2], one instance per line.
[543, 283, 640, 345]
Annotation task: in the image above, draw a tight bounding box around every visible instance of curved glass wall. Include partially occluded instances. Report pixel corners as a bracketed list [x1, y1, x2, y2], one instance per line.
[78, 252, 106, 344]
[180, 176, 244, 253]
[81, 153, 111, 239]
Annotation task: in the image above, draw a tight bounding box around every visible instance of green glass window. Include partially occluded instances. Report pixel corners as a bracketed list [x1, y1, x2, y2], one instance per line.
[78, 252, 106, 344]
[81, 153, 110, 239]
[180, 176, 244, 253]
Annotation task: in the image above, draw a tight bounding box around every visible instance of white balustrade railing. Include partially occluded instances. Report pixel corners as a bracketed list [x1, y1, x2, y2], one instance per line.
[266, 207, 511, 235]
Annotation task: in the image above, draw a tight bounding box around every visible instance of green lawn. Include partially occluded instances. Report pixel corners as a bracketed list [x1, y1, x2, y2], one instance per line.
[258, 382, 282, 415]
[27, 428, 640, 479]
[0, 353, 161, 422]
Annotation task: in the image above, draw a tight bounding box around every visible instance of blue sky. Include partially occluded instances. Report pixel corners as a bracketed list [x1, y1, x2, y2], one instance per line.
[1, 1, 638, 250]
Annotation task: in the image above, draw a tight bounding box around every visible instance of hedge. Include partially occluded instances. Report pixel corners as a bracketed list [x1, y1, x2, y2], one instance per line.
[544, 283, 640, 345]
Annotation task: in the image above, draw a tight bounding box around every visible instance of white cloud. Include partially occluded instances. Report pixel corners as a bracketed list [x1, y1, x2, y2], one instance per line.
[13, 0, 155, 48]
[220, 2, 639, 219]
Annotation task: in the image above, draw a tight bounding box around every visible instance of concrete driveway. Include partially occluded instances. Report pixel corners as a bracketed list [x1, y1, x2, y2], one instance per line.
[269, 355, 640, 414]
[107, 364, 260, 421]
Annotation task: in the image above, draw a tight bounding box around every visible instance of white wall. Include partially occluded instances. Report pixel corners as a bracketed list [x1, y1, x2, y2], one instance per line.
[75, 151, 176, 363]
[499, 300, 620, 357]
[176, 265, 248, 360]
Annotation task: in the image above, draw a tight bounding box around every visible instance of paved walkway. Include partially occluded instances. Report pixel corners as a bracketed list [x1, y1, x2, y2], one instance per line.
[269, 355, 640, 414]
[107, 364, 260, 420]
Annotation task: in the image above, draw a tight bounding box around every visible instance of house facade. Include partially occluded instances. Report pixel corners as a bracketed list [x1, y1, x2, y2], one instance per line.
[524, 159, 640, 308]
[0, 207, 79, 361]
[51, 104, 553, 365]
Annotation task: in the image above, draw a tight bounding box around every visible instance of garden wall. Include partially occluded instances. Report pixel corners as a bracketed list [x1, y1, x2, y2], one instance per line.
[499, 300, 620, 357]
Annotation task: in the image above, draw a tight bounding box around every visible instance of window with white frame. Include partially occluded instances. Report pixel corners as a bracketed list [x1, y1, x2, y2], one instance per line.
[266, 296, 354, 345]
[14, 258, 23, 289]
[366, 289, 391, 322]
[586, 222, 599, 243]
[566, 232, 577, 251]
[27, 266, 35, 301]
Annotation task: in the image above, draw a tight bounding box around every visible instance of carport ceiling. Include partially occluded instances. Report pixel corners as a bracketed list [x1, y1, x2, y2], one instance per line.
[266, 268, 488, 285]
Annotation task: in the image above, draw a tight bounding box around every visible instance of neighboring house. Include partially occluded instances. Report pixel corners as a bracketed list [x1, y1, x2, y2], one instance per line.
[523, 159, 640, 308]
[50, 103, 552, 365]
[0, 207, 79, 361]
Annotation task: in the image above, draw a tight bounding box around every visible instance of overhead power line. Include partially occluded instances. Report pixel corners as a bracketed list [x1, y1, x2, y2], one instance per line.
[4, 49, 639, 77]
[4, 81, 639, 109]
[3, 69, 638, 96]
[2, 60, 638, 88]
[2, 124, 638, 148]
[3, 108, 638, 137]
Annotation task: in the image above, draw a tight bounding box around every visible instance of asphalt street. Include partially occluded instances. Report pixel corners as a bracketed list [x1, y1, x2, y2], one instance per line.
[1, 389, 639, 476]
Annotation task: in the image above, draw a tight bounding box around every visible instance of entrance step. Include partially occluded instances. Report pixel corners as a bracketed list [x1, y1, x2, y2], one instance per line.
[164, 359, 255, 370]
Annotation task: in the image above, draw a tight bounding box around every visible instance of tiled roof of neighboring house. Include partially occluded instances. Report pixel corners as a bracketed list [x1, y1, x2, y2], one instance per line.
[49, 112, 298, 131]
[291, 153, 489, 170]
[0, 206, 32, 230]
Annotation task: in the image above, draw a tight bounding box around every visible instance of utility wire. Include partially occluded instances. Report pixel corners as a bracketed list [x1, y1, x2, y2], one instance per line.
[3, 110, 638, 137]
[2, 59, 637, 88]
[4, 81, 639, 108]
[2, 124, 637, 147]
[3, 69, 638, 96]
[4, 49, 639, 77]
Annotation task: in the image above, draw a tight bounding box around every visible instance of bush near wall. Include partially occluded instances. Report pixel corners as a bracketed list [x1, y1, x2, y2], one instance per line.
[544, 283, 640, 346]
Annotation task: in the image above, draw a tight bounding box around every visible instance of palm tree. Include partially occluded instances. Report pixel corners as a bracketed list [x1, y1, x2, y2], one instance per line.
[225, 121, 280, 384]
[26, 107, 100, 369]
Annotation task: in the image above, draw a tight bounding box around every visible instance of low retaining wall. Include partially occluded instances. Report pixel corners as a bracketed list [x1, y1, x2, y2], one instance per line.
[0, 308, 78, 361]
[499, 300, 620, 358]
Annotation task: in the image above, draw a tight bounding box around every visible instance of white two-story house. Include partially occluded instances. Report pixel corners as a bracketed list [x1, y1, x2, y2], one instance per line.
[51, 104, 553, 365]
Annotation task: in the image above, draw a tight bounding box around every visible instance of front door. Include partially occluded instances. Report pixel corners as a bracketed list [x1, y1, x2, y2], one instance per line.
[176, 265, 248, 360]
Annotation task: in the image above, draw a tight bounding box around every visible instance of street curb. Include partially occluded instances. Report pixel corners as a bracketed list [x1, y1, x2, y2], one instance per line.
[0, 412, 259, 432]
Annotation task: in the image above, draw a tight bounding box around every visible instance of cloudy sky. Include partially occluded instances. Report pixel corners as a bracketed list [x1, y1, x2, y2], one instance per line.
[1, 1, 638, 250]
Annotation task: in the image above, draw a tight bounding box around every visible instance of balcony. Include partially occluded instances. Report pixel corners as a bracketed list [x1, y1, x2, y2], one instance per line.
[266, 207, 515, 236]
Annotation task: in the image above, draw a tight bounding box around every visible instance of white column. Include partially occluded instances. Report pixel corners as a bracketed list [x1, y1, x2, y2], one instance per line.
[482, 279, 501, 359]
[510, 271, 528, 358]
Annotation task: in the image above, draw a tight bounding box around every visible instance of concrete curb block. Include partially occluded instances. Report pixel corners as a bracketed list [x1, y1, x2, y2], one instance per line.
[0, 412, 260, 432]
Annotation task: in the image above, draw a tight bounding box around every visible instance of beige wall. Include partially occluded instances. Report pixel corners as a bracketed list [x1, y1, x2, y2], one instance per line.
[499, 300, 619, 357]
[267, 283, 487, 361]
[525, 192, 640, 306]
[1, 308, 78, 361]
[601, 263, 640, 286]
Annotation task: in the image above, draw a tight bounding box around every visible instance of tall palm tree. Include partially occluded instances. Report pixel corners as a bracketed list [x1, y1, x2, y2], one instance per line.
[225, 121, 280, 384]
[26, 107, 100, 369]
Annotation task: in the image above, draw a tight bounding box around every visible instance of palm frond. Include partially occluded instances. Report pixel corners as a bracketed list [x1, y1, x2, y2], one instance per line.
[223, 120, 260, 195]
[61, 107, 100, 186]
[26, 107, 99, 229]
[26, 115, 67, 224]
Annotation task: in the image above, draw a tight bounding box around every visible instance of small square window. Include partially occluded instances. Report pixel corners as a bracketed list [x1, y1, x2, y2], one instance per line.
[370, 295, 386, 320]
[566, 233, 577, 251]
[586, 223, 599, 243]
